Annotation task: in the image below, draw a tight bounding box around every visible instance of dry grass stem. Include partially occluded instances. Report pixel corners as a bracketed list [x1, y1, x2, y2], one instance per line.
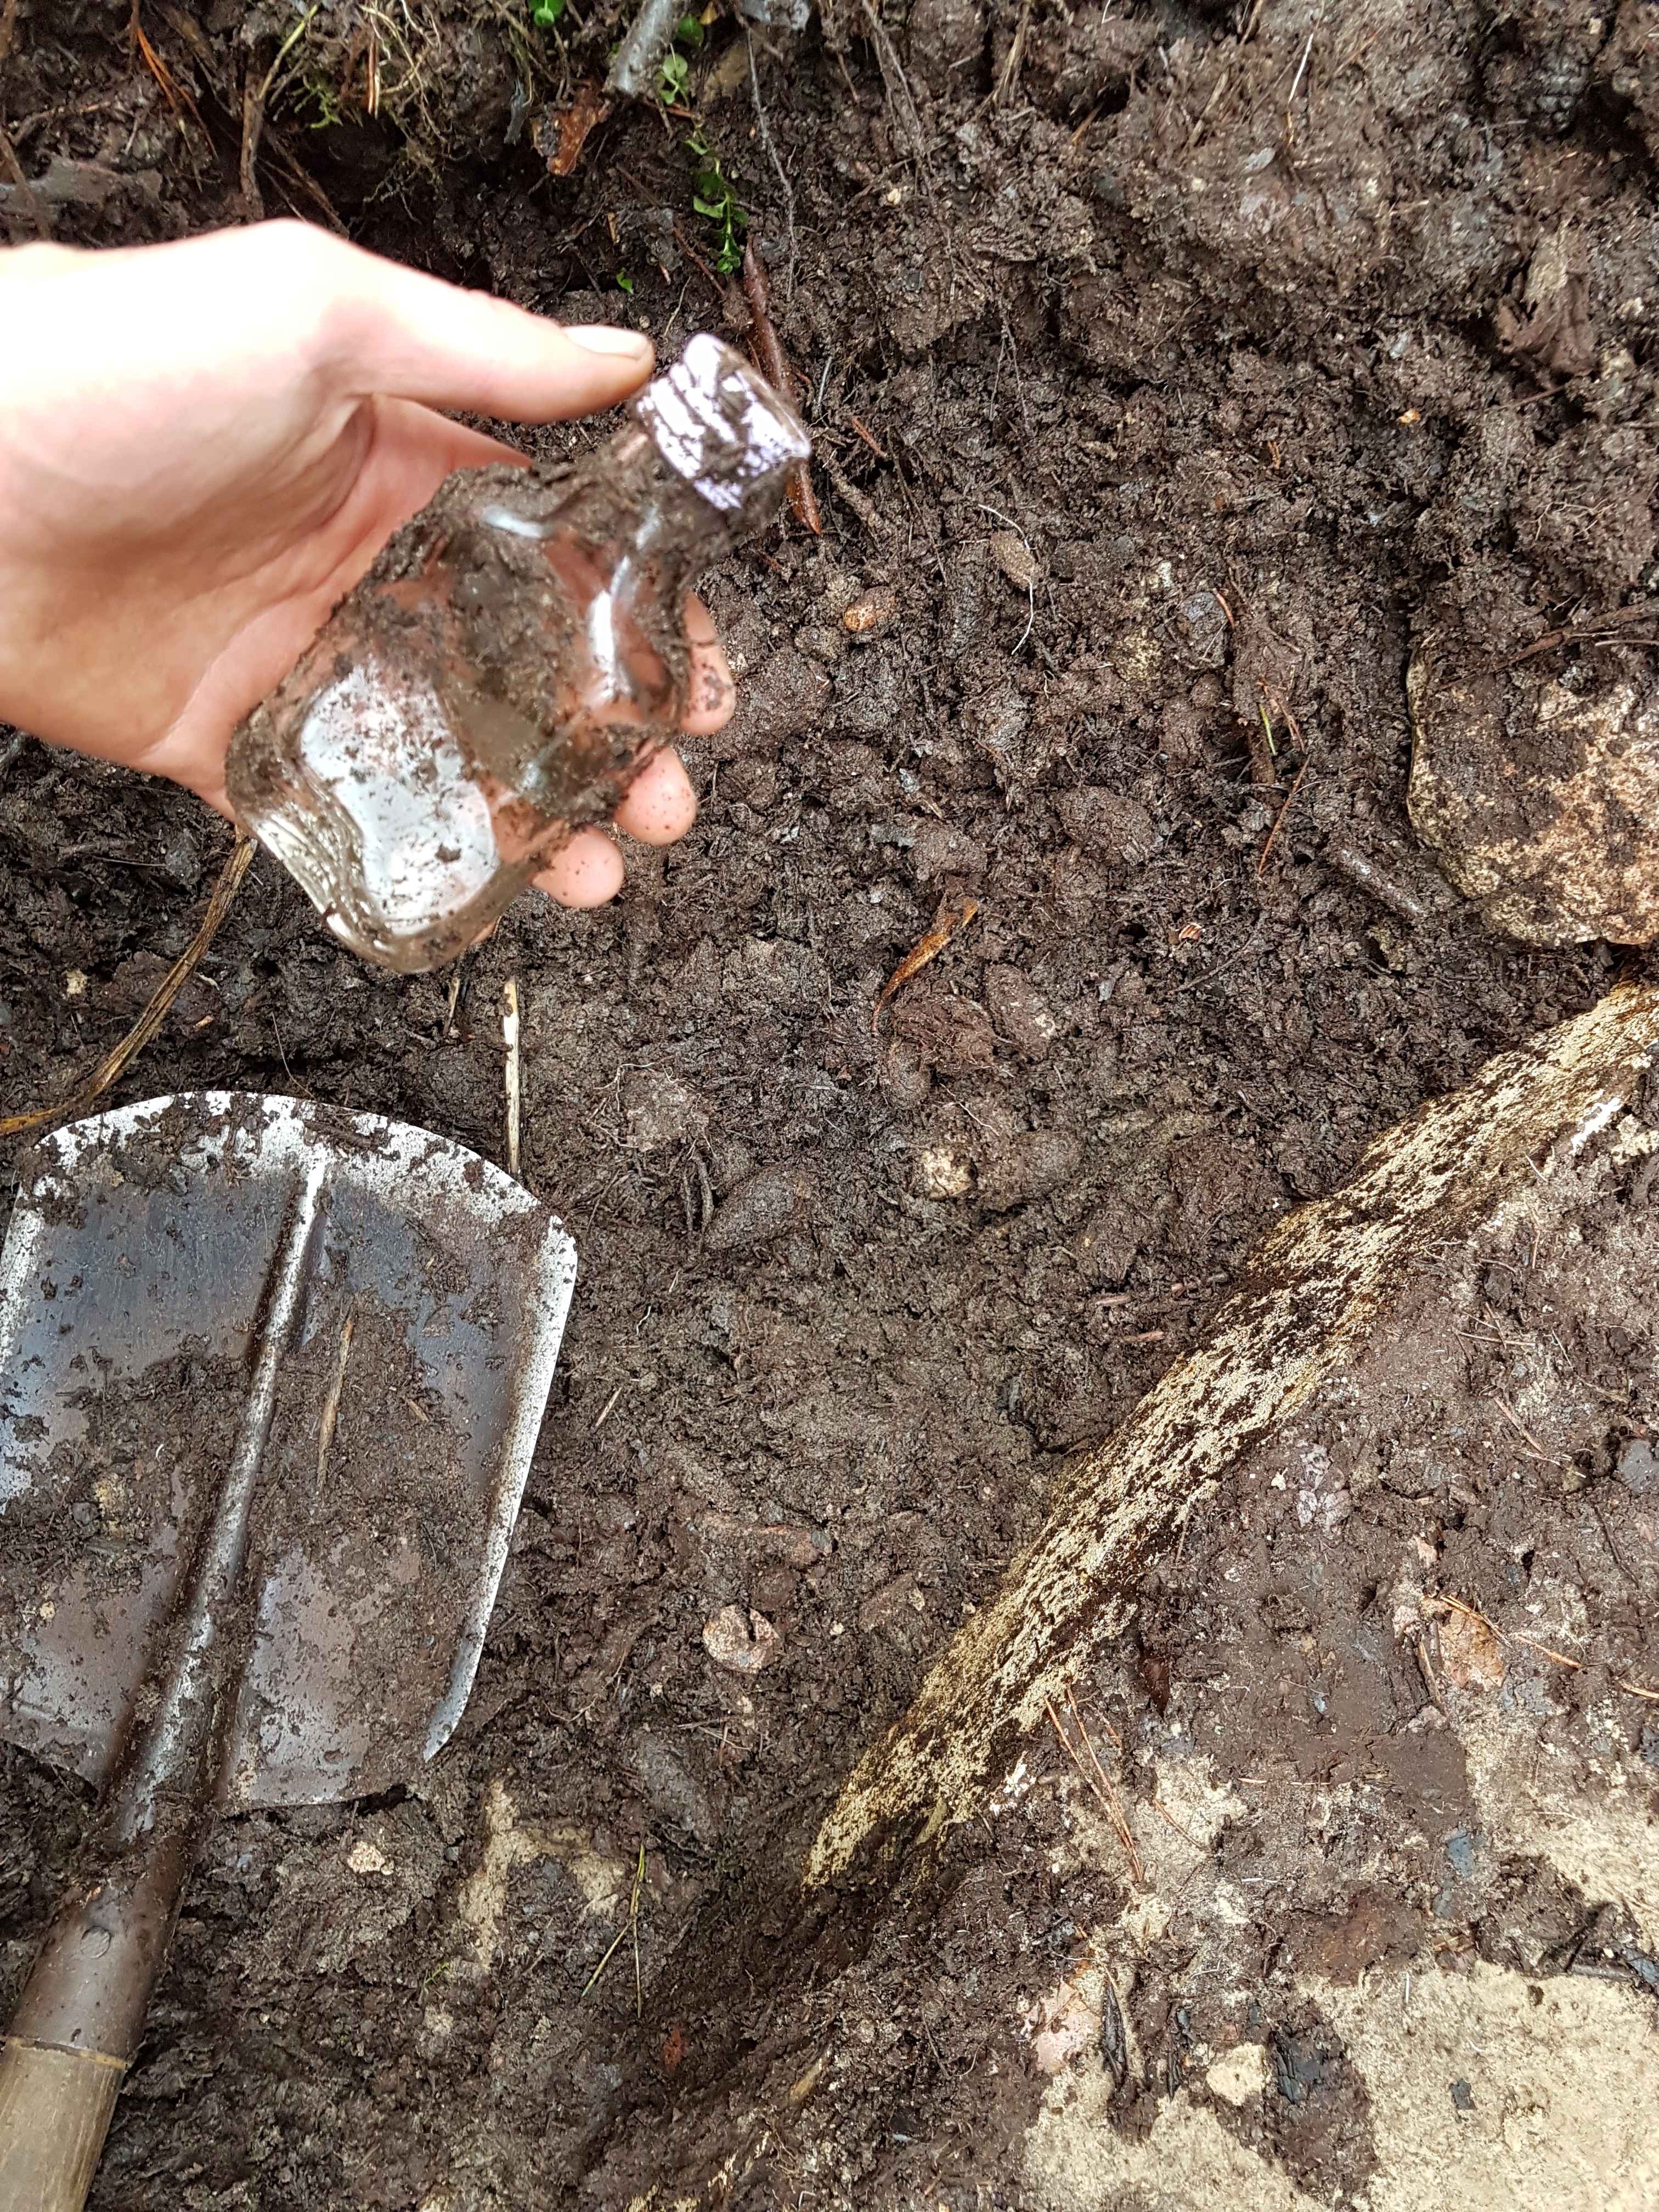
[0, 834, 255, 1141]
[1044, 1691, 1146, 1886]
[503, 977, 521, 1178]
[872, 897, 979, 1034]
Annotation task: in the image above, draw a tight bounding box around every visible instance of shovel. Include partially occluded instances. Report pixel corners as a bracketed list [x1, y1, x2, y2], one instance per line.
[0, 1092, 575, 2211]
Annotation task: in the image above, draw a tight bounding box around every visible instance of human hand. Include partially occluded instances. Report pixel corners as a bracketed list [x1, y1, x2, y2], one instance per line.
[0, 221, 727, 909]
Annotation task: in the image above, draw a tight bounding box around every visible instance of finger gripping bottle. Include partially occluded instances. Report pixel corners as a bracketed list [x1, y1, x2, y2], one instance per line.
[226, 333, 810, 972]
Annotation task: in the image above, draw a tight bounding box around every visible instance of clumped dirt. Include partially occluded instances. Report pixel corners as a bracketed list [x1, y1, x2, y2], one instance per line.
[2, 3, 1657, 2207]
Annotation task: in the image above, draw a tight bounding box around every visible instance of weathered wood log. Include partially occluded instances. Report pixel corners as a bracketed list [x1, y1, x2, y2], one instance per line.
[806, 982, 1659, 1886]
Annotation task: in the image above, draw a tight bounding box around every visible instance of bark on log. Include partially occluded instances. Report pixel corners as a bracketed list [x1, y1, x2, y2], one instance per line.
[806, 982, 1659, 1886]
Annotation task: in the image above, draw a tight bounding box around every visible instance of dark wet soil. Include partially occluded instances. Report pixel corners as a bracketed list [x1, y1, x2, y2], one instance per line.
[2, 3, 1657, 2207]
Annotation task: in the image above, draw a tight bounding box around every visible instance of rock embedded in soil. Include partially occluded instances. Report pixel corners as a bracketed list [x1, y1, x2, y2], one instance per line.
[1408, 629, 1659, 946]
[1057, 787, 1155, 870]
[703, 1161, 814, 1250]
[984, 966, 1059, 1058]
[701, 1605, 781, 1674]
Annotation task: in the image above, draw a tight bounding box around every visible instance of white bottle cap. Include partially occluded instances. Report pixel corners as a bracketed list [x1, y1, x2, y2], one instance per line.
[635, 332, 811, 512]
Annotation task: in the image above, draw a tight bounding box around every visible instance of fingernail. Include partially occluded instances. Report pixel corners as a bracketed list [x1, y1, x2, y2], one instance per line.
[565, 324, 654, 364]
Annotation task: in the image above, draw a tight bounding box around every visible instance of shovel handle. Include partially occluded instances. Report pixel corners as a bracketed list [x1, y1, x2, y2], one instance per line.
[0, 2041, 125, 2212]
[0, 1822, 194, 2212]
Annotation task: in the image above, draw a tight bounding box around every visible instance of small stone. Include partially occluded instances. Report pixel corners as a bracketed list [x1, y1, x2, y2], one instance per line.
[704, 1163, 812, 1251]
[1206, 2043, 1268, 2107]
[702, 1605, 781, 1673]
[843, 587, 898, 637]
[975, 1130, 1082, 1212]
[989, 529, 1040, 591]
[347, 1839, 392, 1875]
[64, 969, 87, 1000]
[1431, 1603, 1505, 1692]
[909, 817, 988, 884]
[916, 1144, 973, 1199]
[985, 967, 1059, 1058]
[624, 1071, 706, 1153]
[1057, 787, 1155, 867]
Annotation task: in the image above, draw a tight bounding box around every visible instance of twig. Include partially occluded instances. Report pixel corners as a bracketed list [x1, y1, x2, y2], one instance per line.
[0, 115, 46, 239]
[0, 0, 18, 69]
[872, 896, 979, 1035]
[742, 237, 821, 534]
[503, 977, 522, 1178]
[1153, 1796, 1201, 1848]
[992, 0, 1031, 111]
[1494, 1397, 1554, 1461]
[744, 26, 796, 306]
[240, 63, 265, 219]
[1044, 1690, 1145, 1886]
[1616, 1678, 1659, 1702]
[605, 0, 680, 99]
[129, 1, 202, 131]
[847, 411, 885, 459]
[670, 217, 724, 302]
[1256, 745, 1313, 877]
[0, 835, 255, 1142]
[1511, 1632, 1583, 1670]
[582, 1842, 647, 2011]
[859, 0, 935, 207]
[822, 453, 887, 539]
[592, 1382, 626, 1431]
[315, 1306, 356, 1499]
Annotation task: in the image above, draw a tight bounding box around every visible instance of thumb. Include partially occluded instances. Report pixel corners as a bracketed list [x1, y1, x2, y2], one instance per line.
[316, 233, 655, 421]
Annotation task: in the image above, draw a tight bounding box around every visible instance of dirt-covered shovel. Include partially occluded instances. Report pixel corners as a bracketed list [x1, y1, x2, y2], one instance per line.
[0, 1092, 576, 2212]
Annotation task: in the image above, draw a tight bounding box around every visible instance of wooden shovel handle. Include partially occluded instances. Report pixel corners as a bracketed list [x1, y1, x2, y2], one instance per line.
[0, 1822, 194, 2212]
[0, 2040, 125, 2212]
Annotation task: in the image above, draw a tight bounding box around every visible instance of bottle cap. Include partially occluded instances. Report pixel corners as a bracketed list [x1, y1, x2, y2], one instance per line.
[635, 332, 810, 512]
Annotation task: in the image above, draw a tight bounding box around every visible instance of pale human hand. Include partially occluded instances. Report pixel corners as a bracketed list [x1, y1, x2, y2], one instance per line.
[0, 221, 725, 909]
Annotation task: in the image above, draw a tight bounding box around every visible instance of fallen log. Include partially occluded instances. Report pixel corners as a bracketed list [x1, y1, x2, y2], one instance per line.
[806, 981, 1659, 1886]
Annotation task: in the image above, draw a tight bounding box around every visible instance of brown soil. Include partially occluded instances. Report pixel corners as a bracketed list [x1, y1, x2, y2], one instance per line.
[2, 3, 1657, 2207]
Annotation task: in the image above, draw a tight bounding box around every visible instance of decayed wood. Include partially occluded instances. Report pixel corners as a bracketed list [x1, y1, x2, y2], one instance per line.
[806, 981, 1659, 1886]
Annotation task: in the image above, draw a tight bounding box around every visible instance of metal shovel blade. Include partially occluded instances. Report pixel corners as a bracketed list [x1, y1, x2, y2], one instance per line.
[0, 1091, 576, 1808]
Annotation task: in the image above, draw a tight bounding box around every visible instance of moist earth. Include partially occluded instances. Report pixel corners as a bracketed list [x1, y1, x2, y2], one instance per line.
[2, 3, 1657, 2207]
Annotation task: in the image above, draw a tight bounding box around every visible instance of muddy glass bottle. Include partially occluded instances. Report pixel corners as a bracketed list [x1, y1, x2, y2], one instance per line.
[227, 334, 810, 972]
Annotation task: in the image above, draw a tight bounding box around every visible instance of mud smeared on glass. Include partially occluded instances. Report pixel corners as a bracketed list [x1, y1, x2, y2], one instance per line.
[227, 334, 810, 972]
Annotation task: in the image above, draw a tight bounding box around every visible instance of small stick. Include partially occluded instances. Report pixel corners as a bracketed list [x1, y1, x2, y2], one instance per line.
[847, 411, 885, 459]
[670, 217, 724, 301]
[744, 26, 796, 305]
[240, 64, 265, 219]
[1045, 1689, 1145, 1886]
[315, 1306, 356, 1499]
[0, 835, 254, 1141]
[742, 238, 821, 535]
[1493, 1397, 1553, 1460]
[0, 118, 48, 239]
[872, 896, 979, 1034]
[1256, 745, 1313, 877]
[1513, 1632, 1583, 1670]
[605, 0, 680, 99]
[1153, 1796, 1201, 1848]
[503, 977, 521, 1178]
[130, 1, 203, 131]
[592, 1382, 625, 1431]
[1616, 1678, 1659, 1702]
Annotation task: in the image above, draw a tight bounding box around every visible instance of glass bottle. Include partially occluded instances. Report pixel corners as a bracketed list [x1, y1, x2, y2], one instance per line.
[227, 334, 810, 972]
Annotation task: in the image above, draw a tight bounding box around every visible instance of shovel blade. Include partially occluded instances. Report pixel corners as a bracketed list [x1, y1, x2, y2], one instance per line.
[0, 1093, 574, 1807]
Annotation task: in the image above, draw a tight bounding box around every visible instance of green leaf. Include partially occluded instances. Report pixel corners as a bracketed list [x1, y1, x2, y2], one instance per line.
[532, 0, 565, 25]
[616, 269, 635, 294]
[692, 194, 723, 219]
[676, 13, 704, 44]
[659, 50, 690, 97]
